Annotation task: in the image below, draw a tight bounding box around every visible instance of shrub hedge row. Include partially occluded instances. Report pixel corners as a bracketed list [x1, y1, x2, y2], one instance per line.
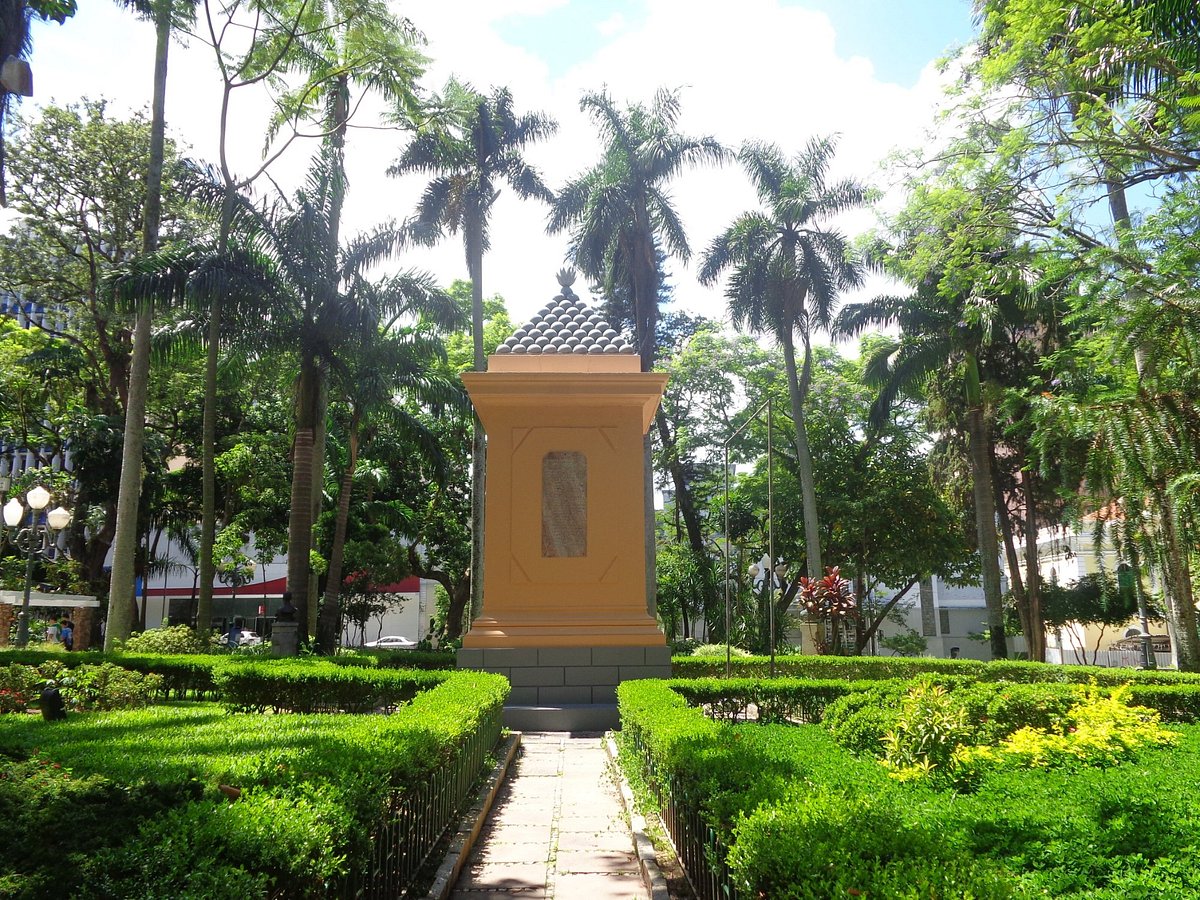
[0, 647, 457, 703]
[213, 660, 445, 713]
[0, 669, 509, 899]
[620, 677, 1200, 898]
[671, 652, 1200, 685]
[667, 669, 1200, 725]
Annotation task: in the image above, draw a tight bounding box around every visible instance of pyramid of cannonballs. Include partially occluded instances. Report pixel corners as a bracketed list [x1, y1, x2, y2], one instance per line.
[495, 270, 636, 356]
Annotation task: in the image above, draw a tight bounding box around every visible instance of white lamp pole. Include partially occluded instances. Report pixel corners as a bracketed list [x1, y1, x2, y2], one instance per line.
[3, 486, 72, 648]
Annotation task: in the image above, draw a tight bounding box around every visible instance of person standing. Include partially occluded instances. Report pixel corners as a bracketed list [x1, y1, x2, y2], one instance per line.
[60, 618, 74, 652]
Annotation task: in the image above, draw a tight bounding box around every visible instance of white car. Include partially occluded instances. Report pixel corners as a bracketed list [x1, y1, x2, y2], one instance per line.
[364, 635, 417, 649]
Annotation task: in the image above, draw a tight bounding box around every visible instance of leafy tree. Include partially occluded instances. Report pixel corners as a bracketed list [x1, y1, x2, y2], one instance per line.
[395, 286, 512, 641]
[701, 137, 869, 579]
[0, 102, 190, 591]
[0, 0, 76, 204]
[194, 156, 460, 641]
[654, 318, 770, 639]
[726, 344, 973, 655]
[1040, 571, 1161, 665]
[259, 0, 427, 632]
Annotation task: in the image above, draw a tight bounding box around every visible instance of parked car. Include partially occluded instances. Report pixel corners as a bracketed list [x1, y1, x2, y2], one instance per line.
[364, 635, 417, 649]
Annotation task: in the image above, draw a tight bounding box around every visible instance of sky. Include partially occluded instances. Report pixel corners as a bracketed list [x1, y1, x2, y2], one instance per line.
[23, 0, 978, 330]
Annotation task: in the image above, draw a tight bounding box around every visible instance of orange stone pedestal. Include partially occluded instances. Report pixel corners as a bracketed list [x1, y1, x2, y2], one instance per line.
[456, 277, 671, 726]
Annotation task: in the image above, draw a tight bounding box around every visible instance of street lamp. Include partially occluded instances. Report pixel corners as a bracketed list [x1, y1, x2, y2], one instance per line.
[3, 486, 72, 648]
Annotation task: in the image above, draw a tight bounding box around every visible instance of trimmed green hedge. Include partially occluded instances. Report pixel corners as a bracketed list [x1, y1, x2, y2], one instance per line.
[0, 669, 508, 899]
[620, 677, 1200, 898]
[212, 659, 445, 713]
[670, 677, 882, 723]
[0, 647, 457, 702]
[666, 664, 1200, 726]
[671, 653, 1200, 685]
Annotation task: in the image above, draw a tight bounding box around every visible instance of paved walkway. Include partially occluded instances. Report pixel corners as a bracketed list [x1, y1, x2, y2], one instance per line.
[451, 732, 649, 899]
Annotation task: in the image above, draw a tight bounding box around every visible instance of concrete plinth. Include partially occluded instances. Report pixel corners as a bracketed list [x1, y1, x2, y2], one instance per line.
[459, 644, 670, 729]
[270, 621, 299, 656]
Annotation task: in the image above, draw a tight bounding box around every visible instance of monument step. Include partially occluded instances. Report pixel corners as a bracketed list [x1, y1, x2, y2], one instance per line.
[503, 703, 619, 732]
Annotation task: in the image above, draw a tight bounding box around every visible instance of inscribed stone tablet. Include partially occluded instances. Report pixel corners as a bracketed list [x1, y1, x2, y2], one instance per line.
[542, 451, 587, 557]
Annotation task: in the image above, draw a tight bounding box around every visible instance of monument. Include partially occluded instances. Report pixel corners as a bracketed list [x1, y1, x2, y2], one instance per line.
[457, 271, 671, 729]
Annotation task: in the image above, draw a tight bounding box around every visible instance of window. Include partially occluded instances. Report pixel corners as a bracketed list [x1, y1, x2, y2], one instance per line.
[939, 608, 951, 635]
[542, 451, 586, 557]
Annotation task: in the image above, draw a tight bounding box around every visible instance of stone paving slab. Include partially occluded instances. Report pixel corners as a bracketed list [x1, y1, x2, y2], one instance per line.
[449, 732, 651, 899]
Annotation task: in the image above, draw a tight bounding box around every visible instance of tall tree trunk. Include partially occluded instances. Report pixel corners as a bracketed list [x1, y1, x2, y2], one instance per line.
[655, 408, 718, 624]
[1022, 468, 1044, 661]
[316, 414, 358, 654]
[631, 220, 659, 617]
[196, 190, 236, 638]
[1159, 493, 1200, 670]
[307, 372, 327, 639]
[781, 332, 822, 578]
[286, 363, 319, 643]
[966, 361, 1007, 660]
[467, 219, 486, 624]
[105, 0, 172, 649]
[995, 462, 1030, 651]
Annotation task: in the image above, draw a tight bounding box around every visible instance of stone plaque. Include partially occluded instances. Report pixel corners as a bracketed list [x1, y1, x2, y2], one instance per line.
[542, 451, 586, 557]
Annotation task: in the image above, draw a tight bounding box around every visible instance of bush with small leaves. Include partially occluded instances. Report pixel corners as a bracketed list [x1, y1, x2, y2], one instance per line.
[118, 624, 214, 655]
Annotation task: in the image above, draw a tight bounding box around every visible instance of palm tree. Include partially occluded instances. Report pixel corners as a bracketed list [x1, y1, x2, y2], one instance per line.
[315, 320, 462, 653]
[549, 88, 724, 371]
[549, 87, 723, 614]
[389, 80, 556, 621]
[700, 137, 868, 580]
[183, 0, 426, 641]
[223, 158, 462, 642]
[107, 0, 200, 649]
[261, 0, 427, 633]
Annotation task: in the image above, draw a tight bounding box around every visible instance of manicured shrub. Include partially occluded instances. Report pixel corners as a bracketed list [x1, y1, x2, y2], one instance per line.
[954, 681, 1080, 743]
[118, 624, 213, 655]
[670, 652, 1200, 687]
[728, 789, 1014, 899]
[212, 660, 443, 713]
[80, 789, 351, 899]
[671, 677, 872, 724]
[0, 670, 508, 899]
[60, 663, 162, 711]
[622, 676, 1200, 899]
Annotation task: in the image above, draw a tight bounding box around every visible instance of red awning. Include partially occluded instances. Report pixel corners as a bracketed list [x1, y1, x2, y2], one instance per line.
[140, 574, 421, 598]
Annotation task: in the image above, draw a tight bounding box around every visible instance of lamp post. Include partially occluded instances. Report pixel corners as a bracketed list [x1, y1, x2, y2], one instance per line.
[3, 486, 72, 648]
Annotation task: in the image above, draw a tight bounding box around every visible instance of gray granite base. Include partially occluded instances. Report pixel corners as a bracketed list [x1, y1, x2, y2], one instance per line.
[457, 645, 671, 730]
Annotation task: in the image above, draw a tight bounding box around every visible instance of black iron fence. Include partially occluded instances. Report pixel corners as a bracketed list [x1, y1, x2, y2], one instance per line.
[335, 707, 503, 898]
[631, 733, 738, 900]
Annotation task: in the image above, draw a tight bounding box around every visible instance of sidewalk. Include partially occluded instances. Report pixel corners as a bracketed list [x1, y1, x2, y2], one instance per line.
[450, 732, 649, 899]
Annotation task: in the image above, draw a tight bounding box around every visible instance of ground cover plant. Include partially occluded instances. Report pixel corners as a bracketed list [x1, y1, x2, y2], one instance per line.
[620, 673, 1200, 898]
[0, 660, 508, 899]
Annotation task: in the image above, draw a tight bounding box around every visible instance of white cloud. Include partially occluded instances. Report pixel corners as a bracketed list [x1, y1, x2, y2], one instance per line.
[23, 0, 959, 330]
[596, 13, 626, 37]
